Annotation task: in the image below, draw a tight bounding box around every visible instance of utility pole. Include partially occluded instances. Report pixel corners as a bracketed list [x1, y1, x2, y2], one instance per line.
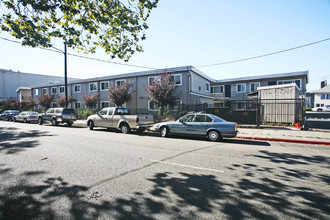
[64, 43, 68, 108]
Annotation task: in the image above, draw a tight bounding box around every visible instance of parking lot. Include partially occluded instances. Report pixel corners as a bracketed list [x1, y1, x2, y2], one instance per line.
[1, 121, 330, 219]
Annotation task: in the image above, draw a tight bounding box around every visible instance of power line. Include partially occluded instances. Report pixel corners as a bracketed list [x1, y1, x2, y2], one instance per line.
[196, 37, 330, 68]
[0, 36, 156, 70]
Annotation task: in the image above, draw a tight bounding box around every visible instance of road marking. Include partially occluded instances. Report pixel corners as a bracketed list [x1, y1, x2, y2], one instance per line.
[150, 159, 224, 173]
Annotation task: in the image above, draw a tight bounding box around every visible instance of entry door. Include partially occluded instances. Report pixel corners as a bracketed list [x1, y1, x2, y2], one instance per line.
[225, 85, 231, 98]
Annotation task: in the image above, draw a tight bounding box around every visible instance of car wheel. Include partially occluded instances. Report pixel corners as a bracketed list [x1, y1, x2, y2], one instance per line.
[51, 118, 58, 126]
[38, 117, 43, 125]
[207, 130, 221, 142]
[120, 123, 131, 134]
[67, 122, 73, 127]
[317, 109, 322, 112]
[89, 121, 94, 130]
[160, 126, 169, 137]
[23, 118, 27, 123]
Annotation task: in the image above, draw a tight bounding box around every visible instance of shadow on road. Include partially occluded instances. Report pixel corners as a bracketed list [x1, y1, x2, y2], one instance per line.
[1, 148, 330, 219]
[0, 127, 54, 154]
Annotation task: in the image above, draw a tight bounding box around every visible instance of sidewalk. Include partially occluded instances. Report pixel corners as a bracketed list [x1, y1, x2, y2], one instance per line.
[74, 120, 330, 145]
[237, 127, 330, 145]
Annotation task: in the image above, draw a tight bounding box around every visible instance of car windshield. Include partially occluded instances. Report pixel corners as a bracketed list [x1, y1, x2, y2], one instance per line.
[210, 115, 225, 122]
[63, 109, 75, 114]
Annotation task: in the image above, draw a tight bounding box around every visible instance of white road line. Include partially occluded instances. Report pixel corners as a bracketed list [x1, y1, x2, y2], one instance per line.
[150, 159, 224, 173]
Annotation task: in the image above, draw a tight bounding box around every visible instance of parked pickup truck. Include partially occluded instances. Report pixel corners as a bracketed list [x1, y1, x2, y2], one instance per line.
[87, 107, 154, 133]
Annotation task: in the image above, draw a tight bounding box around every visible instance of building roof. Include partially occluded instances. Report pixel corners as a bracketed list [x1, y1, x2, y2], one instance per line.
[16, 87, 31, 92]
[212, 71, 309, 84]
[309, 85, 330, 94]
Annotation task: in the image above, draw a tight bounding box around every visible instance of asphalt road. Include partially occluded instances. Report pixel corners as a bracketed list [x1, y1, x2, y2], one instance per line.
[1, 121, 330, 219]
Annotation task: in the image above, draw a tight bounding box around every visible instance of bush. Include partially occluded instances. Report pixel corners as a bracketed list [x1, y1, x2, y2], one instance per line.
[306, 106, 312, 111]
[76, 108, 98, 119]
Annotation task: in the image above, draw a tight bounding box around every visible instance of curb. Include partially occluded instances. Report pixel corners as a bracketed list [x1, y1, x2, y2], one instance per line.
[236, 136, 330, 146]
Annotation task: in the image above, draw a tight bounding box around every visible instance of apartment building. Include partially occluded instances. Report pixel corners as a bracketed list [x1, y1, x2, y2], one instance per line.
[29, 66, 309, 113]
[210, 71, 308, 105]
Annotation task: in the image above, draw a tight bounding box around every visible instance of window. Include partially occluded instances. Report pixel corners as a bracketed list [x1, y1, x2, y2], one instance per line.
[101, 81, 109, 91]
[74, 102, 81, 109]
[316, 104, 320, 107]
[180, 114, 194, 122]
[99, 108, 108, 116]
[115, 79, 126, 88]
[55, 109, 61, 113]
[328, 94, 330, 99]
[237, 102, 246, 110]
[42, 88, 48, 95]
[211, 85, 224, 94]
[277, 79, 301, 90]
[250, 82, 260, 92]
[236, 83, 246, 93]
[206, 82, 210, 92]
[108, 108, 114, 115]
[115, 108, 130, 115]
[46, 108, 55, 113]
[170, 74, 182, 86]
[33, 89, 39, 96]
[59, 86, 65, 94]
[101, 101, 110, 108]
[321, 94, 326, 100]
[74, 84, 81, 93]
[148, 101, 159, 111]
[51, 87, 57, 94]
[51, 103, 57, 108]
[89, 82, 97, 91]
[148, 76, 160, 86]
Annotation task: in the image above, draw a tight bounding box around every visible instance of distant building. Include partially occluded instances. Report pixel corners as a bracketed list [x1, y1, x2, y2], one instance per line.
[309, 83, 330, 108]
[0, 69, 77, 101]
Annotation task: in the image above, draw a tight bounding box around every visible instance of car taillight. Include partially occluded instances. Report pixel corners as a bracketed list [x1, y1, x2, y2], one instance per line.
[233, 125, 237, 131]
[136, 118, 139, 124]
[60, 115, 63, 119]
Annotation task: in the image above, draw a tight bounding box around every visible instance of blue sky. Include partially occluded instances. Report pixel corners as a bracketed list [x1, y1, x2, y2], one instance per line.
[0, 0, 330, 91]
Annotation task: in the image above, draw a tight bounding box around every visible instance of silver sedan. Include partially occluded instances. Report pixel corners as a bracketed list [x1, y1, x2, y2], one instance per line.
[154, 113, 238, 141]
[13, 111, 39, 123]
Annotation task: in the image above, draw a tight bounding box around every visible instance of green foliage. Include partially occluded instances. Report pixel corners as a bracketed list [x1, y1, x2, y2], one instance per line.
[108, 81, 133, 107]
[0, 0, 158, 61]
[76, 108, 97, 119]
[82, 94, 99, 109]
[305, 106, 312, 111]
[38, 94, 55, 109]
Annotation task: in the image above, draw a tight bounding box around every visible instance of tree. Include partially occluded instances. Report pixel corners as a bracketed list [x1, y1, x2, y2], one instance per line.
[3, 97, 20, 109]
[20, 98, 37, 110]
[0, 0, 158, 61]
[82, 94, 99, 109]
[38, 94, 55, 109]
[146, 72, 177, 117]
[56, 95, 75, 107]
[108, 81, 133, 107]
